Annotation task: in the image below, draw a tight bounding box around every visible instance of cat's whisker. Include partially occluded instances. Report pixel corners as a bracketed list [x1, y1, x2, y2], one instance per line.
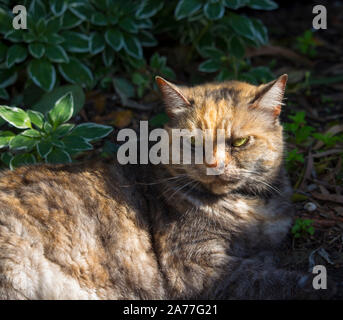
[247, 177, 282, 195]
[159, 175, 190, 199]
[166, 179, 198, 202]
[236, 169, 283, 195]
[119, 174, 188, 187]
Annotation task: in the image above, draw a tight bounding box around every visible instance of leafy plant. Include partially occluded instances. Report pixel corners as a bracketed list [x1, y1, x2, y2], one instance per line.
[132, 52, 176, 98]
[0, 92, 112, 169]
[291, 218, 315, 239]
[286, 148, 305, 171]
[0, 0, 166, 99]
[199, 45, 274, 82]
[0, 0, 96, 95]
[0, 0, 278, 104]
[284, 111, 315, 145]
[163, 0, 277, 81]
[295, 30, 317, 58]
[312, 132, 342, 148]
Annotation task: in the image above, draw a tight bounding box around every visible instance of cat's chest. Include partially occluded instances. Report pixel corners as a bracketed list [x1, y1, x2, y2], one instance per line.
[211, 196, 293, 253]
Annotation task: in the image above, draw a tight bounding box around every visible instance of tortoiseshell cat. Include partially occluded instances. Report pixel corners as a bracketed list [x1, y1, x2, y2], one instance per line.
[0, 75, 336, 299]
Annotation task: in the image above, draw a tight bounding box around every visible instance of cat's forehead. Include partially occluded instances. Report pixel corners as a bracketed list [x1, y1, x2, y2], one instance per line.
[182, 81, 259, 130]
[184, 81, 258, 104]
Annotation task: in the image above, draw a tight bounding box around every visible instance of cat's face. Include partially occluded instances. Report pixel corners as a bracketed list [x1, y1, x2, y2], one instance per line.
[156, 75, 287, 195]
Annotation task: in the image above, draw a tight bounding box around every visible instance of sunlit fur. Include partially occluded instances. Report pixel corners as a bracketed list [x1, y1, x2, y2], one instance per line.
[162, 79, 284, 195]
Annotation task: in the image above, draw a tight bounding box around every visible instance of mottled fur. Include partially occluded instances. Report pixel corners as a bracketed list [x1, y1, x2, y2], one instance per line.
[0, 76, 335, 299]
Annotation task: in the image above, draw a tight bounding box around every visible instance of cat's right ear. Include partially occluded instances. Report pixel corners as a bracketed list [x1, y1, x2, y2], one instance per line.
[155, 76, 190, 117]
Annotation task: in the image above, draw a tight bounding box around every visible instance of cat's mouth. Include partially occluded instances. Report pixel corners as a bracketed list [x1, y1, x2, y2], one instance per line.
[218, 176, 240, 184]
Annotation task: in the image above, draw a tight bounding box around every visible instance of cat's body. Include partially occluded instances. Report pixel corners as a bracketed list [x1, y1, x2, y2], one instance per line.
[0, 76, 335, 299]
[0, 160, 296, 300]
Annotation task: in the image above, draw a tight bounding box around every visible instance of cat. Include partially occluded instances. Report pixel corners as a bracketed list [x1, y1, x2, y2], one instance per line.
[0, 75, 336, 299]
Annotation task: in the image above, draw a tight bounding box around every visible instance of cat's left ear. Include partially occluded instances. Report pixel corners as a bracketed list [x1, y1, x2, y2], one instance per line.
[252, 74, 288, 117]
[155, 76, 191, 117]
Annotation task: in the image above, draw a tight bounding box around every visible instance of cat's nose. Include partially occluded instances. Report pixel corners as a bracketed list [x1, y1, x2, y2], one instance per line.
[205, 159, 218, 168]
[205, 148, 226, 168]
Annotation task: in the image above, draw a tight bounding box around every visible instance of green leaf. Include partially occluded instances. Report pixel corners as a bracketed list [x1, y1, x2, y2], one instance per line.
[248, 0, 278, 10]
[102, 47, 115, 67]
[123, 34, 142, 59]
[229, 36, 245, 59]
[149, 112, 169, 127]
[69, 3, 93, 20]
[0, 69, 17, 89]
[21, 129, 41, 138]
[136, 0, 164, 19]
[198, 59, 221, 73]
[161, 66, 176, 80]
[0, 131, 15, 148]
[62, 10, 82, 29]
[28, 43, 46, 59]
[308, 226, 315, 235]
[51, 138, 64, 148]
[61, 31, 89, 53]
[53, 123, 74, 137]
[150, 52, 164, 69]
[135, 18, 153, 29]
[9, 134, 37, 151]
[33, 84, 85, 117]
[4, 30, 23, 42]
[45, 44, 69, 63]
[37, 140, 53, 157]
[10, 153, 36, 170]
[46, 147, 71, 164]
[23, 33, 37, 44]
[50, 0, 67, 16]
[101, 141, 119, 156]
[224, 0, 248, 9]
[91, 12, 108, 26]
[203, 2, 225, 20]
[119, 17, 138, 33]
[6, 45, 28, 68]
[105, 29, 124, 51]
[139, 30, 157, 47]
[58, 58, 93, 88]
[89, 32, 105, 55]
[35, 18, 47, 36]
[44, 122, 53, 133]
[1, 152, 13, 167]
[113, 77, 135, 99]
[62, 135, 93, 151]
[71, 123, 113, 141]
[136, 0, 163, 19]
[27, 110, 44, 129]
[29, 0, 47, 21]
[28, 59, 56, 92]
[175, 0, 202, 20]
[251, 18, 269, 45]
[0, 106, 31, 129]
[132, 72, 148, 86]
[46, 16, 62, 34]
[43, 33, 64, 45]
[228, 13, 255, 41]
[200, 47, 224, 60]
[48, 92, 73, 127]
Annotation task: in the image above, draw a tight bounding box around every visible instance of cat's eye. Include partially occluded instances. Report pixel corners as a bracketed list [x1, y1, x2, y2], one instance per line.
[232, 137, 249, 147]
